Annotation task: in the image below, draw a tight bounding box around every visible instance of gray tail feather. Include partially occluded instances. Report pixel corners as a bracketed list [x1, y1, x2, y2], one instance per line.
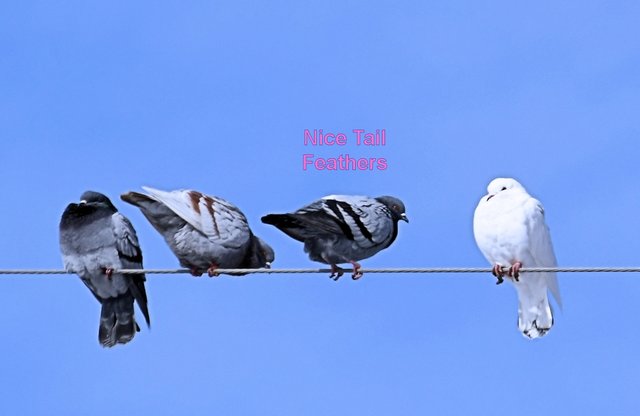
[260, 214, 308, 242]
[120, 191, 153, 207]
[99, 294, 138, 348]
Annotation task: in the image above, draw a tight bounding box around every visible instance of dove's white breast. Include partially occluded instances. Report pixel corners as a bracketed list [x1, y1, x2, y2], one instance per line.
[473, 191, 538, 266]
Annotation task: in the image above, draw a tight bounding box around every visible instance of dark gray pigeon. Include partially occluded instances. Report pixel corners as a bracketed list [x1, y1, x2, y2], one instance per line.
[59, 191, 150, 348]
[121, 186, 274, 276]
[261, 195, 408, 280]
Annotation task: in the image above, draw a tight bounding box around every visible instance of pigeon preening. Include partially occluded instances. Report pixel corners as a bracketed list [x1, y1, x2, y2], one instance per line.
[59, 191, 150, 348]
[473, 178, 562, 339]
[261, 195, 408, 280]
[121, 187, 274, 276]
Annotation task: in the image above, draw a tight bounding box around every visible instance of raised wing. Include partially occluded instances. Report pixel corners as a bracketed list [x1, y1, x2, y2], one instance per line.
[141, 186, 249, 244]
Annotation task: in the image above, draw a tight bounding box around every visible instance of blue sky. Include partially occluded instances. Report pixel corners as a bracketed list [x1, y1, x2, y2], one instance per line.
[1, 1, 640, 415]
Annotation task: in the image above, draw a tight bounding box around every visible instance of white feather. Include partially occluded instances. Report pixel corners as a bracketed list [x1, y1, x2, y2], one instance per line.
[473, 178, 561, 339]
[141, 186, 248, 246]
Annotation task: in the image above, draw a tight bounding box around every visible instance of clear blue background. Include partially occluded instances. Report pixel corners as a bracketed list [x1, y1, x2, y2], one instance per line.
[1, 1, 639, 414]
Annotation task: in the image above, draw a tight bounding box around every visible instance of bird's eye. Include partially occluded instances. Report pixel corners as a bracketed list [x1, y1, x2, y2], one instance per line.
[501, 187, 507, 191]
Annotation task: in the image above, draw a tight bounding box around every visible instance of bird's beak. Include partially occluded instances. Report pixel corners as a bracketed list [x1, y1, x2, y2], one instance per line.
[486, 194, 495, 201]
[400, 213, 409, 223]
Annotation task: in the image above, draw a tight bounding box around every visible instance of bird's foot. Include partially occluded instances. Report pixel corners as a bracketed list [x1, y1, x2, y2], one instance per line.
[350, 261, 363, 280]
[104, 268, 114, 279]
[508, 262, 522, 281]
[207, 263, 220, 277]
[492, 264, 505, 285]
[329, 264, 344, 281]
[189, 267, 204, 277]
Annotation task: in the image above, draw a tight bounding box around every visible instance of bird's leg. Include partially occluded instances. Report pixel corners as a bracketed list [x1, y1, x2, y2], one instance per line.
[350, 261, 363, 280]
[207, 262, 220, 277]
[189, 267, 204, 277]
[492, 264, 505, 285]
[508, 262, 522, 282]
[329, 264, 344, 281]
[104, 268, 114, 279]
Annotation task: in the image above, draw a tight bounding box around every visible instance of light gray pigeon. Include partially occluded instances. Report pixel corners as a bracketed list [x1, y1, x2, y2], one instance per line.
[473, 178, 562, 339]
[261, 195, 408, 280]
[121, 186, 274, 276]
[59, 191, 150, 348]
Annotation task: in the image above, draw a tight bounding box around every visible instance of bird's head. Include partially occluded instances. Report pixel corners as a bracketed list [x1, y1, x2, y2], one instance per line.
[376, 196, 409, 223]
[485, 178, 525, 201]
[61, 191, 116, 224]
[78, 191, 117, 211]
[258, 237, 275, 267]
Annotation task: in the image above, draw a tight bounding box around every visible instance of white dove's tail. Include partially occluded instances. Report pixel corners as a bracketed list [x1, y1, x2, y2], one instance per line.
[513, 274, 555, 339]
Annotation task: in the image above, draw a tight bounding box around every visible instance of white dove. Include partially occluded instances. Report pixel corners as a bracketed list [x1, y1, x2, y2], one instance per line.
[473, 178, 562, 339]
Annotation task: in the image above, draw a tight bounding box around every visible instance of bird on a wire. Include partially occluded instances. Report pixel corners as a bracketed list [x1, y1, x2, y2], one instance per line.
[473, 178, 562, 339]
[121, 187, 274, 277]
[261, 195, 408, 280]
[59, 191, 150, 348]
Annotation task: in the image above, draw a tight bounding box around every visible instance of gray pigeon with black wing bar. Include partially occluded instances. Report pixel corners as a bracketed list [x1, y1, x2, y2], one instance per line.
[121, 187, 274, 276]
[261, 195, 408, 280]
[59, 191, 150, 348]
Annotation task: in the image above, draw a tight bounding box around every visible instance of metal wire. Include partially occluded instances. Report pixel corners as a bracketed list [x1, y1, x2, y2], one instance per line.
[0, 267, 640, 275]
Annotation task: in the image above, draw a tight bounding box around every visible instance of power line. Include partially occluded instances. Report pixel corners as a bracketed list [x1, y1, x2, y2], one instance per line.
[1, 267, 640, 275]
